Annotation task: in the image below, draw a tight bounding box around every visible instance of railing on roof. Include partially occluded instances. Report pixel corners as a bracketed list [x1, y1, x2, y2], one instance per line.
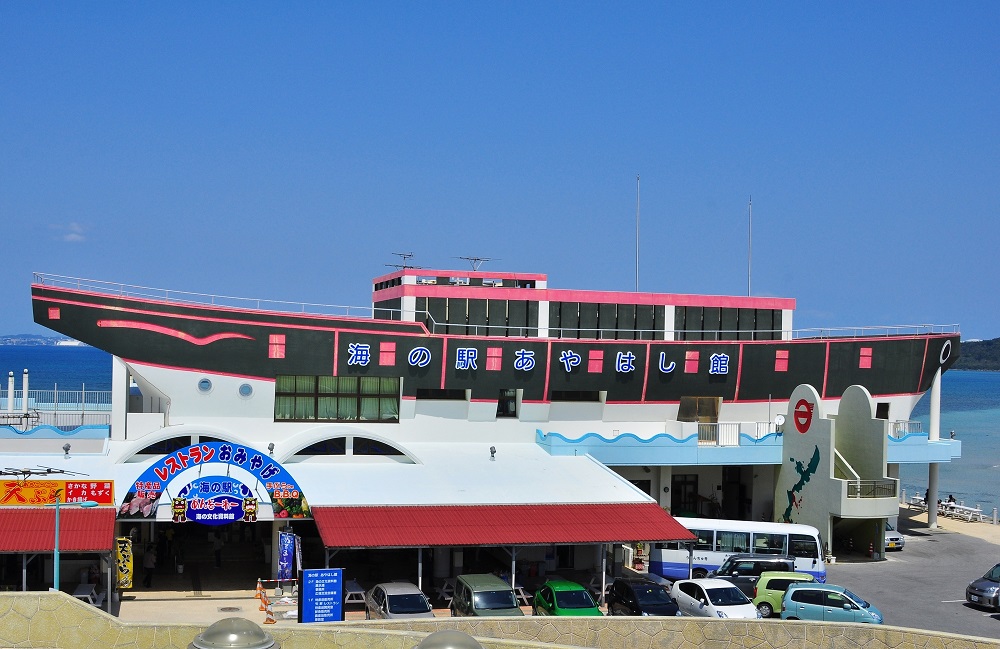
[34, 273, 960, 339]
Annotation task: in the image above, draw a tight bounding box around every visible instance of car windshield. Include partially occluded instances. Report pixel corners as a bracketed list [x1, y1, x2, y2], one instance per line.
[983, 564, 1000, 582]
[707, 586, 751, 607]
[554, 589, 597, 609]
[387, 593, 431, 614]
[843, 589, 869, 608]
[474, 590, 518, 610]
[633, 584, 673, 605]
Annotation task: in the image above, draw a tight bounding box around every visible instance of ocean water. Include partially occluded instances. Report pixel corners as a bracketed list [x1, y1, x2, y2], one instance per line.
[1, 346, 997, 512]
[899, 370, 1000, 515]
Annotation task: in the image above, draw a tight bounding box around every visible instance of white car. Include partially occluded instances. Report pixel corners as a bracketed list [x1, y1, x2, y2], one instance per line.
[884, 522, 905, 550]
[669, 578, 761, 619]
[364, 582, 435, 619]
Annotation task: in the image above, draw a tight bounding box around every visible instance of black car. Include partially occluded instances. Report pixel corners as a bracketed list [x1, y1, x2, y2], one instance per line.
[606, 577, 680, 616]
[709, 554, 797, 598]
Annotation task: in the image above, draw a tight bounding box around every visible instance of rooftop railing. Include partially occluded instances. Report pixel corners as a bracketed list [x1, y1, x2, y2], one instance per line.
[34, 273, 960, 340]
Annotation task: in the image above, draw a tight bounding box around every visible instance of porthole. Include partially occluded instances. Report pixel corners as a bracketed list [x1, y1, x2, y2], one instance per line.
[197, 378, 213, 394]
[238, 383, 253, 398]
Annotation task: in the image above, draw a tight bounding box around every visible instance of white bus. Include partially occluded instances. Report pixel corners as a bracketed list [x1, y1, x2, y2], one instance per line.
[649, 517, 827, 582]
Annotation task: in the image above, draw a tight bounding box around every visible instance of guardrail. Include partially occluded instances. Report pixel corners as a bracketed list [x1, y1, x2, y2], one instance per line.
[35, 273, 959, 340]
[847, 480, 897, 498]
[2, 390, 112, 412]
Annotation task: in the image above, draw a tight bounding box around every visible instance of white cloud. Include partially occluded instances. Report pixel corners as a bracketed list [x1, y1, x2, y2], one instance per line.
[49, 222, 88, 242]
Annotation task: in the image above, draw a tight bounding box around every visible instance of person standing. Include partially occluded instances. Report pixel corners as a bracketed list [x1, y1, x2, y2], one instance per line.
[142, 545, 157, 588]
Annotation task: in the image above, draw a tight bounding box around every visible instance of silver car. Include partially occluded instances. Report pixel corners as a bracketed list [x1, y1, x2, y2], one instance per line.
[884, 522, 905, 551]
[966, 563, 1000, 611]
[364, 582, 435, 619]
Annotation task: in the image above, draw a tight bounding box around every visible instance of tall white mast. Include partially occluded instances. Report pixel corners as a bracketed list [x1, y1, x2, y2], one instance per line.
[635, 174, 640, 292]
[747, 195, 753, 296]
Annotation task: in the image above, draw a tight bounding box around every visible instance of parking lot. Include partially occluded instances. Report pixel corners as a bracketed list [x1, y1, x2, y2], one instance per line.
[825, 519, 999, 639]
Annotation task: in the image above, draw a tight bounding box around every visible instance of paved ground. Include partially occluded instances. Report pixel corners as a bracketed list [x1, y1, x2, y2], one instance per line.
[110, 505, 1000, 639]
[825, 504, 1000, 639]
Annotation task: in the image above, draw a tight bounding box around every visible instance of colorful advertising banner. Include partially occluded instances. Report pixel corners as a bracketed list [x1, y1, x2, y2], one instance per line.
[298, 568, 344, 623]
[278, 531, 295, 580]
[171, 478, 258, 525]
[0, 480, 114, 506]
[118, 442, 305, 522]
[115, 537, 134, 589]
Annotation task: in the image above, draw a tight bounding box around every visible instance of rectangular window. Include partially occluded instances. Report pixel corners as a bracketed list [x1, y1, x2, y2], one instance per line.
[690, 529, 714, 551]
[269, 334, 286, 359]
[415, 388, 467, 400]
[715, 531, 750, 553]
[274, 375, 399, 422]
[550, 390, 600, 402]
[486, 347, 503, 371]
[789, 534, 820, 559]
[497, 389, 517, 418]
[752, 532, 788, 555]
[859, 347, 873, 369]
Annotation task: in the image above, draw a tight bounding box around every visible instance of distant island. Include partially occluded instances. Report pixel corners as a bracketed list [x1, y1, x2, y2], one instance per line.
[0, 333, 83, 346]
[3, 333, 999, 369]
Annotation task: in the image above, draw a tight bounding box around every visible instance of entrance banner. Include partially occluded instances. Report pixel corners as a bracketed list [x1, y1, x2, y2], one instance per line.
[173, 477, 256, 525]
[118, 442, 306, 521]
[278, 531, 295, 580]
[115, 537, 134, 589]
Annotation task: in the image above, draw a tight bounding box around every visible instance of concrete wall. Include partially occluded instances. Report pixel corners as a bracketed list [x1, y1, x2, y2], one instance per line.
[3, 592, 999, 649]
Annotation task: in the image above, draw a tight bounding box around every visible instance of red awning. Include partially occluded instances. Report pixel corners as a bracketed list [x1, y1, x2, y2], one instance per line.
[0, 507, 117, 552]
[312, 502, 694, 548]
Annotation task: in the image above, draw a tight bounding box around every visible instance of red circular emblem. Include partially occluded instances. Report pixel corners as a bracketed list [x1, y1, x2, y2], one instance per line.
[793, 399, 814, 434]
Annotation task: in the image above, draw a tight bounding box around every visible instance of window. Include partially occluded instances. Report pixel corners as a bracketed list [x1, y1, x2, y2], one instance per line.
[715, 531, 750, 553]
[497, 389, 517, 417]
[274, 375, 399, 422]
[791, 589, 823, 605]
[690, 529, 714, 551]
[354, 437, 404, 456]
[298, 438, 347, 455]
[789, 534, 820, 559]
[752, 532, 788, 555]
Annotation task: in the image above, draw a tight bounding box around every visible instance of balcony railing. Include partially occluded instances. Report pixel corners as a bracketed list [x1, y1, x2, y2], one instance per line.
[847, 480, 897, 499]
[697, 423, 741, 446]
[890, 420, 923, 438]
[1, 389, 113, 431]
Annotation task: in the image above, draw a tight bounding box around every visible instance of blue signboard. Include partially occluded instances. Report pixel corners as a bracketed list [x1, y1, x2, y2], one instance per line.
[174, 477, 254, 525]
[298, 568, 344, 623]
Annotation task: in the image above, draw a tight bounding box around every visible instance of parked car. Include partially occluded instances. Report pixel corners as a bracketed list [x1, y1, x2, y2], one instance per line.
[532, 579, 603, 616]
[606, 577, 680, 616]
[669, 578, 760, 619]
[450, 573, 524, 617]
[751, 571, 815, 618]
[364, 582, 434, 619]
[884, 522, 905, 551]
[709, 554, 797, 597]
[780, 583, 883, 624]
[965, 562, 1000, 611]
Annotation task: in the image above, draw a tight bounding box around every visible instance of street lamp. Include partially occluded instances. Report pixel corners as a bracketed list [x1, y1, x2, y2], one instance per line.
[48, 490, 99, 592]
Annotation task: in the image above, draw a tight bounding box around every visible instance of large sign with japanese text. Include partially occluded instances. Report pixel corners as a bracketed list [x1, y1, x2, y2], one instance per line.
[118, 442, 306, 523]
[298, 568, 344, 623]
[0, 479, 114, 506]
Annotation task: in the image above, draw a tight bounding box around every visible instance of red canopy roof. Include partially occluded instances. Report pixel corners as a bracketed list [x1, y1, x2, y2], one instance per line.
[0, 507, 116, 552]
[313, 502, 694, 548]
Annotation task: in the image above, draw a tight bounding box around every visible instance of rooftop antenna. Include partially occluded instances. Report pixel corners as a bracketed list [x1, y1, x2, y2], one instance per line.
[747, 195, 752, 296]
[456, 256, 497, 271]
[635, 174, 640, 292]
[385, 252, 422, 270]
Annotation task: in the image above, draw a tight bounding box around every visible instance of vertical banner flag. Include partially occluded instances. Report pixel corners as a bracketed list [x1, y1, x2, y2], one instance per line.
[278, 531, 295, 580]
[115, 537, 134, 589]
[294, 534, 303, 574]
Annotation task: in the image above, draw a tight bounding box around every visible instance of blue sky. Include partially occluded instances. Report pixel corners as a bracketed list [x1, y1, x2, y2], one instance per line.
[2, 3, 997, 339]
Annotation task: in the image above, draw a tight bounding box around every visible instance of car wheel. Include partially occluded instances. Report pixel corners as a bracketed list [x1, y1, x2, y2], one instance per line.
[757, 602, 773, 618]
[693, 569, 708, 579]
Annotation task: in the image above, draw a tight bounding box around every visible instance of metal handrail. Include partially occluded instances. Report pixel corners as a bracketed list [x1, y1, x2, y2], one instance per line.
[847, 480, 897, 499]
[34, 273, 960, 339]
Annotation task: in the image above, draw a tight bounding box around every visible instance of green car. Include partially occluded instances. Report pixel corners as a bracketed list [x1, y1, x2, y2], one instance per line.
[752, 571, 815, 618]
[532, 579, 603, 616]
